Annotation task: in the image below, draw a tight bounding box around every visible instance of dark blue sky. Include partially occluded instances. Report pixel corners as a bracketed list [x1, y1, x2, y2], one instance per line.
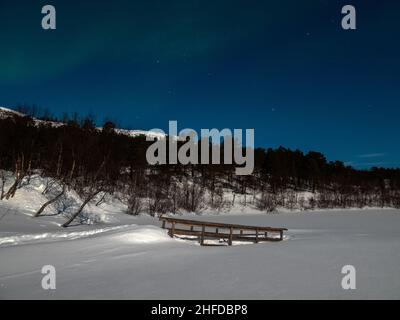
[0, 0, 399, 168]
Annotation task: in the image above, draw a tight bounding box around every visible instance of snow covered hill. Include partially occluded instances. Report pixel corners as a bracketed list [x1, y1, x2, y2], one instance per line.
[0, 106, 25, 118]
[0, 106, 167, 140]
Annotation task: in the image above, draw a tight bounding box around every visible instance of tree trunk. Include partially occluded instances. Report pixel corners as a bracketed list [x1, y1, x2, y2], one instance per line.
[95, 192, 106, 206]
[4, 156, 25, 199]
[56, 144, 63, 177]
[0, 173, 5, 200]
[4, 179, 21, 199]
[34, 185, 66, 217]
[62, 190, 101, 227]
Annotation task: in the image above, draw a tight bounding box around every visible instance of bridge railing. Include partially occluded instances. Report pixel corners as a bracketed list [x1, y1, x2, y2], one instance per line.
[159, 215, 288, 246]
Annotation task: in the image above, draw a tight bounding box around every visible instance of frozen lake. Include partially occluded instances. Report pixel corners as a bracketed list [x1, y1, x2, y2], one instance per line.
[1, 209, 400, 299]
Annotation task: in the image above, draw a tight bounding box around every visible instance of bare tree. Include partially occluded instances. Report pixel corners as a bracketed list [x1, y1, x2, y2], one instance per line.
[34, 158, 76, 217]
[0, 170, 6, 200]
[4, 154, 25, 199]
[34, 184, 67, 217]
[62, 159, 106, 227]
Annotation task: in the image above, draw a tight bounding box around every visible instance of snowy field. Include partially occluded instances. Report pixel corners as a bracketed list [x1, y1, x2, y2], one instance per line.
[0, 181, 399, 299]
[1, 209, 399, 299]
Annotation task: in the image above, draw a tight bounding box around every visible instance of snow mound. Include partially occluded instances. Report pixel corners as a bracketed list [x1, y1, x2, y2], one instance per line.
[0, 225, 132, 247]
[111, 225, 174, 244]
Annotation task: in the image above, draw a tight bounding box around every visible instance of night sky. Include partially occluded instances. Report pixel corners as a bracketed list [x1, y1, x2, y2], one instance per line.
[0, 0, 399, 168]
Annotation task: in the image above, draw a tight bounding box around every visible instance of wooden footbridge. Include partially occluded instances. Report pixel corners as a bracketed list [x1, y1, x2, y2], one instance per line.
[159, 215, 288, 246]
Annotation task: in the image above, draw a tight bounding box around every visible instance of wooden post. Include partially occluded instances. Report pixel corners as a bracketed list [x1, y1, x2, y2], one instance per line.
[200, 225, 205, 246]
[228, 227, 233, 246]
[169, 222, 175, 238]
[255, 229, 259, 243]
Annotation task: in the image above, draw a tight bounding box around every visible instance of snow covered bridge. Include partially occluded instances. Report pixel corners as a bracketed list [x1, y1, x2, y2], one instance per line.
[159, 215, 288, 246]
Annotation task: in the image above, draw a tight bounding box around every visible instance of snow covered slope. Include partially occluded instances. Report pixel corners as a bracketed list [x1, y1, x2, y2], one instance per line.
[0, 106, 167, 140]
[0, 106, 25, 119]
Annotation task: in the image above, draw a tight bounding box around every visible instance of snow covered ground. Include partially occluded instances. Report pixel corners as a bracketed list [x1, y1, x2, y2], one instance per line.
[0, 178, 399, 299]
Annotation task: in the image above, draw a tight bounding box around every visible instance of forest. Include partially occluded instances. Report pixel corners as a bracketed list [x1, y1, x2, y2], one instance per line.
[1, 106, 400, 227]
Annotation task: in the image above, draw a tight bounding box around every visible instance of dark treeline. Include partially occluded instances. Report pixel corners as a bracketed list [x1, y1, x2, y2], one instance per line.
[1, 109, 399, 227]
